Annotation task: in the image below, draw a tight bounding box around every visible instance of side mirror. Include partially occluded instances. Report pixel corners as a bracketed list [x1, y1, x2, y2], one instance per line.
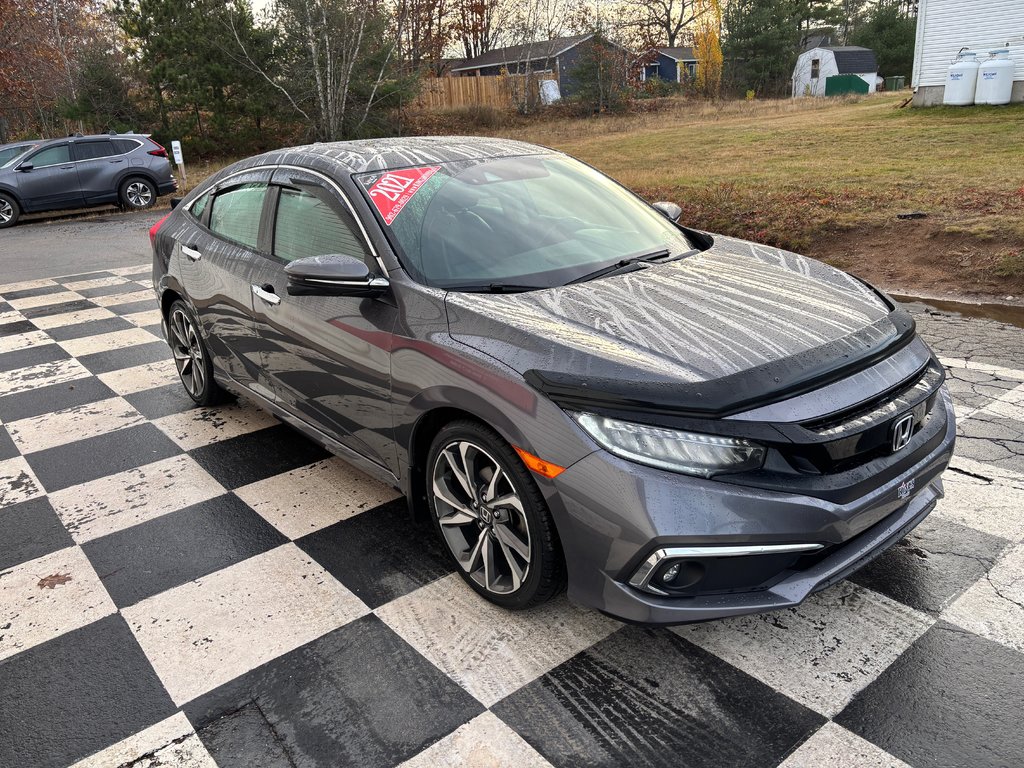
[16, 162, 33, 172]
[170, 197, 183, 209]
[653, 201, 682, 222]
[285, 254, 389, 298]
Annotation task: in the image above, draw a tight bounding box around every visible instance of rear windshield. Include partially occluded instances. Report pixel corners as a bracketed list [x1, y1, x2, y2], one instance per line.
[354, 154, 692, 290]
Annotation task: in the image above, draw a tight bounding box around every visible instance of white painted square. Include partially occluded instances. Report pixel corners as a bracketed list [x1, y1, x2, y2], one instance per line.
[674, 581, 934, 717]
[92, 289, 155, 307]
[49, 454, 225, 543]
[0, 546, 117, 661]
[0, 329, 52, 355]
[376, 573, 620, 707]
[0, 357, 90, 396]
[106, 264, 151, 276]
[936, 471, 1024, 542]
[57, 327, 162, 357]
[98, 358, 178, 395]
[0, 456, 44, 508]
[31, 306, 118, 330]
[0, 278, 58, 294]
[123, 543, 368, 705]
[399, 711, 554, 768]
[123, 309, 163, 328]
[779, 722, 911, 768]
[6, 291, 81, 310]
[6, 397, 145, 454]
[944, 542, 1024, 653]
[61, 276, 127, 292]
[153, 400, 279, 451]
[69, 712, 216, 768]
[235, 457, 401, 539]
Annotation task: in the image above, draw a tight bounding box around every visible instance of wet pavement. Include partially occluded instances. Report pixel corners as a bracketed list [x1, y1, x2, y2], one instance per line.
[0, 262, 1022, 768]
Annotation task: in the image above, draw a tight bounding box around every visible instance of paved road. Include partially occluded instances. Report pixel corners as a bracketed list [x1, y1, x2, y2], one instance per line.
[0, 218, 1022, 768]
[1, 208, 164, 283]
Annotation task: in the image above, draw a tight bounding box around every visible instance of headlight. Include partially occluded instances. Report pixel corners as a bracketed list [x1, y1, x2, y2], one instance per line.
[573, 413, 766, 478]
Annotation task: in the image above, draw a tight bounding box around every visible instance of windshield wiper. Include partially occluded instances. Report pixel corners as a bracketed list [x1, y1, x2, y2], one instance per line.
[566, 248, 672, 285]
[455, 283, 544, 294]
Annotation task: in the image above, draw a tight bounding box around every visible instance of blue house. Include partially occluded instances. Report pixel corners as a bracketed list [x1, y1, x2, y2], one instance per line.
[641, 47, 698, 83]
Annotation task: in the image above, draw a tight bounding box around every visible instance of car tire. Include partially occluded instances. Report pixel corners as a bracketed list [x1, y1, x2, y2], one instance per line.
[0, 193, 20, 228]
[427, 420, 566, 609]
[119, 176, 157, 210]
[166, 299, 230, 406]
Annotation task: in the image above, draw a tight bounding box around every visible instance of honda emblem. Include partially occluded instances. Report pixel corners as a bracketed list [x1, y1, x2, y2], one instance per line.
[891, 413, 915, 452]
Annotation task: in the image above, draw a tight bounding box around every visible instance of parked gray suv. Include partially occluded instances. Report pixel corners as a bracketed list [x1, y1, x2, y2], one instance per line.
[0, 133, 177, 228]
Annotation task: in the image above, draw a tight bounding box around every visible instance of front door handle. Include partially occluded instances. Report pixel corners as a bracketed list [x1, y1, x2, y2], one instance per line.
[181, 244, 202, 262]
[252, 284, 281, 306]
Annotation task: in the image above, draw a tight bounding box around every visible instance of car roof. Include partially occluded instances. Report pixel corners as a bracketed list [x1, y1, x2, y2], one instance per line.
[244, 136, 554, 177]
[26, 133, 149, 149]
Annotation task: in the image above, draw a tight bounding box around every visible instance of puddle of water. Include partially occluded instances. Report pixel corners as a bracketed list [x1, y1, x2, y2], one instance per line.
[893, 294, 1024, 330]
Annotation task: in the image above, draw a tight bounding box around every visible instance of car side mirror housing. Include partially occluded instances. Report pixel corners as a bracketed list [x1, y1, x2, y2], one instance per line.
[285, 254, 389, 298]
[170, 197, 183, 209]
[653, 201, 682, 222]
[16, 162, 33, 172]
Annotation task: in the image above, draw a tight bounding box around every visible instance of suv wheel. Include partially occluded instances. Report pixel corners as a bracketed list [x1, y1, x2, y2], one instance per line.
[119, 177, 157, 210]
[0, 193, 20, 228]
[427, 420, 565, 609]
[167, 300, 229, 406]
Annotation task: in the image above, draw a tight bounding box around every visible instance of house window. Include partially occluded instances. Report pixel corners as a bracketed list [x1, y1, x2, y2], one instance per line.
[811, 59, 820, 79]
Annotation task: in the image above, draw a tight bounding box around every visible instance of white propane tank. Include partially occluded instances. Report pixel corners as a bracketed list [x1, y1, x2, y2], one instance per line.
[975, 49, 1015, 105]
[944, 50, 979, 105]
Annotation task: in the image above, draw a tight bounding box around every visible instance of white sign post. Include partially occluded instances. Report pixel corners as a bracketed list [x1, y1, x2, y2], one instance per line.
[171, 140, 186, 186]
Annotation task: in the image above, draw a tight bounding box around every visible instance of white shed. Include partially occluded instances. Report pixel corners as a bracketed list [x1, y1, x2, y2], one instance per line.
[792, 46, 878, 98]
[912, 0, 1024, 106]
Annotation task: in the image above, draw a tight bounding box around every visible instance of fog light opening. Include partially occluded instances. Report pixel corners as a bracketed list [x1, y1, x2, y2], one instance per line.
[653, 559, 705, 591]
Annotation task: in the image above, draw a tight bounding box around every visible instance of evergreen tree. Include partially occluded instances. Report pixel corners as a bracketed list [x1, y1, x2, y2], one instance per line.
[850, 0, 917, 79]
[722, 0, 802, 97]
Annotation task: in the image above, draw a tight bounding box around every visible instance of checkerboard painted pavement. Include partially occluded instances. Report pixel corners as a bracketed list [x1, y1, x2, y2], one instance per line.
[1, 266, 1023, 768]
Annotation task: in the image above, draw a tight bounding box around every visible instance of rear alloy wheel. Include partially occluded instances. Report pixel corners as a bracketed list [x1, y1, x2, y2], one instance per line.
[119, 177, 156, 210]
[427, 421, 565, 609]
[0, 193, 20, 228]
[167, 300, 228, 406]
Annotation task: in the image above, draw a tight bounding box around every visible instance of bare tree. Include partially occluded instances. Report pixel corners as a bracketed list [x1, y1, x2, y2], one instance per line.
[618, 0, 706, 48]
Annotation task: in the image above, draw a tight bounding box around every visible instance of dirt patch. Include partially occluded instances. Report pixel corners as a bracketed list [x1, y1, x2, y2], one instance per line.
[812, 218, 1024, 304]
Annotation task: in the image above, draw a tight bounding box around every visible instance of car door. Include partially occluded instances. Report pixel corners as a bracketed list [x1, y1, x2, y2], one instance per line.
[177, 169, 276, 400]
[16, 143, 83, 211]
[249, 167, 398, 469]
[71, 139, 122, 204]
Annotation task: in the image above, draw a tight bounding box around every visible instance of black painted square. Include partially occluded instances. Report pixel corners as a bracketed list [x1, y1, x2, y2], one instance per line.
[1, 283, 64, 301]
[20, 298, 98, 319]
[0, 496, 74, 571]
[53, 270, 116, 284]
[194, 704, 293, 768]
[493, 627, 825, 768]
[77, 281, 144, 299]
[79, 340, 170, 375]
[47, 316, 134, 342]
[0, 300, 11, 313]
[0, 343, 69, 372]
[188, 423, 328, 489]
[105, 298, 159, 316]
[0, 614, 176, 768]
[122, 271, 153, 282]
[0, 425, 16, 461]
[25, 422, 182, 492]
[296, 499, 453, 608]
[84, 493, 287, 608]
[836, 622, 1024, 768]
[0, 376, 116, 423]
[125, 382, 198, 420]
[187, 615, 483, 768]
[0, 319, 36, 337]
[142, 322, 165, 339]
[848, 515, 1009, 614]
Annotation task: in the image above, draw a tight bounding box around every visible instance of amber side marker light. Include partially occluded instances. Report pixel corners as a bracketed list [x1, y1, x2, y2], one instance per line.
[514, 446, 566, 478]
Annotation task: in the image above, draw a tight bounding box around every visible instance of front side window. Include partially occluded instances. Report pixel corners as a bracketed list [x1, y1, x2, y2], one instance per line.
[74, 141, 116, 161]
[356, 155, 692, 290]
[28, 144, 70, 168]
[208, 183, 266, 249]
[0, 145, 35, 167]
[273, 186, 369, 263]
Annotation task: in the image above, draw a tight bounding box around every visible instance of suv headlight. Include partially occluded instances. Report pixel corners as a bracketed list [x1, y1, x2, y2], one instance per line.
[573, 413, 766, 478]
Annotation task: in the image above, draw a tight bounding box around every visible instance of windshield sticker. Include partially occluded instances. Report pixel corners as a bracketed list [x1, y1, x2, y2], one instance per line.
[365, 166, 441, 225]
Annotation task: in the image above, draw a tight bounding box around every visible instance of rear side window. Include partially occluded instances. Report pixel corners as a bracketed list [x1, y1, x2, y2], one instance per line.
[189, 190, 211, 222]
[273, 186, 369, 263]
[209, 183, 266, 249]
[74, 140, 117, 160]
[113, 139, 140, 154]
[29, 145, 70, 168]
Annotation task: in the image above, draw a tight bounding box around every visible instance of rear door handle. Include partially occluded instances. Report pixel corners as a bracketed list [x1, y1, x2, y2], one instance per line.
[181, 244, 202, 262]
[252, 284, 281, 306]
[109, 159, 124, 164]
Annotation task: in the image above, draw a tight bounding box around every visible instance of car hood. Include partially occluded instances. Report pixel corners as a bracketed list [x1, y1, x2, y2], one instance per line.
[445, 235, 916, 417]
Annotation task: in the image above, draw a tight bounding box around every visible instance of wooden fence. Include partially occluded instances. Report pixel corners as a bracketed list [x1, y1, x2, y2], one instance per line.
[411, 74, 555, 111]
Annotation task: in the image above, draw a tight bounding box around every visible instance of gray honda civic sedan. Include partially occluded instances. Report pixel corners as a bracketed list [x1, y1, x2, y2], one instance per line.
[150, 137, 955, 625]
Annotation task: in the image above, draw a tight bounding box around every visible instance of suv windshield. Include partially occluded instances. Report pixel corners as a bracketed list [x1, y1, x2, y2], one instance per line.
[355, 155, 693, 291]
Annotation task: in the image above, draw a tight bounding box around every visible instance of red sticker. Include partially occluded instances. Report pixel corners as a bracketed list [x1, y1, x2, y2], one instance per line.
[366, 166, 441, 224]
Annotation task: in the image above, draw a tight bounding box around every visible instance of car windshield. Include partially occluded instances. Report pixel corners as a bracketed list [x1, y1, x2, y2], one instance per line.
[355, 155, 693, 291]
[0, 144, 36, 168]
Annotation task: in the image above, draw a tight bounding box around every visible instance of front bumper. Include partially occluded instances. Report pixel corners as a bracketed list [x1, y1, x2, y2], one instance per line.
[547, 392, 955, 625]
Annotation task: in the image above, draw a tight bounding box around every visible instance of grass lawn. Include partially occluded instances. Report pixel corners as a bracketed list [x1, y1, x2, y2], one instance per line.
[491, 93, 1024, 298]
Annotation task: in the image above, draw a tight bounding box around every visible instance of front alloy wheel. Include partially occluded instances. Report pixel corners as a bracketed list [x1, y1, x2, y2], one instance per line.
[428, 421, 565, 608]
